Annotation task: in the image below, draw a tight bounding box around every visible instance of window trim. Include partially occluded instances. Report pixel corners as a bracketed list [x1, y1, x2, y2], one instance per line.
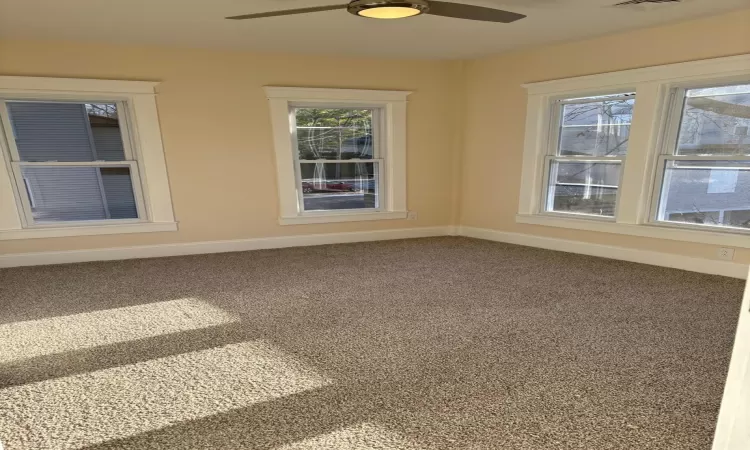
[0, 99, 148, 228]
[265, 87, 410, 225]
[517, 54, 750, 248]
[0, 76, 177, 240]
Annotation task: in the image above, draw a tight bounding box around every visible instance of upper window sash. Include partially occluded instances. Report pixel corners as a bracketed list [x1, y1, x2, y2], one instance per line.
[291, 106, 382, 161]
[0, 96, 137, 162]
[548, 93, 635, 158]
[659, 83, 750, 158]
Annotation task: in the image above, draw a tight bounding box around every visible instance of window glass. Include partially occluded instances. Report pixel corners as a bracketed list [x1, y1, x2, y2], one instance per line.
[4, 100, 140, 225]
[20, 166, 138, 222]
[558, 97, 634, 157]
[299, 162, 378, 211]
[545, 94, 632, 218]
[677, 84, 750, 156]
[655, 83, 750, 232]
[7, 102, 126, 162]
[657, 160, 750, 230]
[295, 108, 373, 160]
[293, 107, 380, 212]
[547, 161, 620, 217]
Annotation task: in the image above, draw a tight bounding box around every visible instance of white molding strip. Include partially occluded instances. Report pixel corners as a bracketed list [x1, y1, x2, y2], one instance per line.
[279, 211, 408, 225]
[712, 265, 750, 450]
[0, 222, 178, 241]
[0, 76, 158, 95]
[2, 225, 746, 279]
[264, 86, 411, 102]
[0, 226, 456, 268]
[516, 214, 750, 249]
[521, 54, 750, 95]
[459, 226, 749, 279]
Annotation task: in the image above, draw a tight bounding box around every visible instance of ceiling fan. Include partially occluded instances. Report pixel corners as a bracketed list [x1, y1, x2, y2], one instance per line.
[226, 0, 526, 23]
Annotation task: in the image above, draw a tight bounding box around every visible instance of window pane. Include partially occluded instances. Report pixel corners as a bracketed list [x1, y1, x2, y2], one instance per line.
[88, 104, 127, 161]
[299, 162, 378, 211]
[559, 97, 634, 157]
[21, 166, 138, 222]
[7, 102, 125, 162]
[657, 160, 750, 230]
[294, 108, 373, 160]
[676, 84, 750, 156]
[547, 161, 620, 217]
[100, 167, 139, 219]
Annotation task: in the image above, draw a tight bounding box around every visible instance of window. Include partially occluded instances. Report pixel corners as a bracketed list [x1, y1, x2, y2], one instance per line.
[2, 101, 143, 224]
[654, 83, 750, 231]
[517, 54, 750, 248]
[544, 94, 634, 218]
[265, 87, 410, 225]
[0, 77, 176, 240]
[293, 108, 380, 212]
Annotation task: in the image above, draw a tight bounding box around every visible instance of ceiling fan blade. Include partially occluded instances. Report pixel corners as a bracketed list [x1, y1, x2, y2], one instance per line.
[226, 4, 347, 20]
[425, 1, 526, 22]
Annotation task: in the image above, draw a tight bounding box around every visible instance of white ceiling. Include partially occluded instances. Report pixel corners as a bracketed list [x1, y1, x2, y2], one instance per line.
[1, 0, 748, 59]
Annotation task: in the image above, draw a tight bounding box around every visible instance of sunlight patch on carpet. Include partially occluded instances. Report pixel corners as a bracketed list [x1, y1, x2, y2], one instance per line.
[0, 341, 330, 449]
[274, 423, 424, 450]
[0, 298, 237, 364]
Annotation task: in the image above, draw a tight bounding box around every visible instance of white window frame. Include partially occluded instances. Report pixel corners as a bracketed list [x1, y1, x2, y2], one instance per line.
[0, 76, 177, 240]
[540, 92, 635, 221]
[265, 87, 410, 225]
[649, 82, 750, 234]
[517, 54, 750, 249]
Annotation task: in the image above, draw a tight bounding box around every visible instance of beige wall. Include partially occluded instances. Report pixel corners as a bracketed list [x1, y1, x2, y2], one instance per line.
[0, 41, 464, 254]
[2, 9, 750, 264]
[460, 9, 750, 265]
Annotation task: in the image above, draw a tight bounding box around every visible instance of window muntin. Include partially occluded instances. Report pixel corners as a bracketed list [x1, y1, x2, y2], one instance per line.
[544, 93, 634, 217]
[292, 107, 383, 213]
[654, 83, 750, 232]
[1, 100, 144, 225]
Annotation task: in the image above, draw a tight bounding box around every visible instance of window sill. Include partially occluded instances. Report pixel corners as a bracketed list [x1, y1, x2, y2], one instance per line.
[516, 214, 750, 249]
[279, 211, 408, 225]
[0, 221, 178, 240]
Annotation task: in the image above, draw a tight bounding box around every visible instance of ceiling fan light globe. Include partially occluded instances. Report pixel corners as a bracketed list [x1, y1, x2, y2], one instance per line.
[348, 0, 429, 19]
[358, 6, 421, 19]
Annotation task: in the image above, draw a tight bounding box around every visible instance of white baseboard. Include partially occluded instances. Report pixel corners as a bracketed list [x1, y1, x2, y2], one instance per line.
[0, 226, 457, 268]
[460, 226, 749, 280]
[2, 225, 747, 279]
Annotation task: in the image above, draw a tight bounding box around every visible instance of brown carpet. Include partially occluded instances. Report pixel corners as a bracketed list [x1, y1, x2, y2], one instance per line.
[0, 237, 744, 450]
